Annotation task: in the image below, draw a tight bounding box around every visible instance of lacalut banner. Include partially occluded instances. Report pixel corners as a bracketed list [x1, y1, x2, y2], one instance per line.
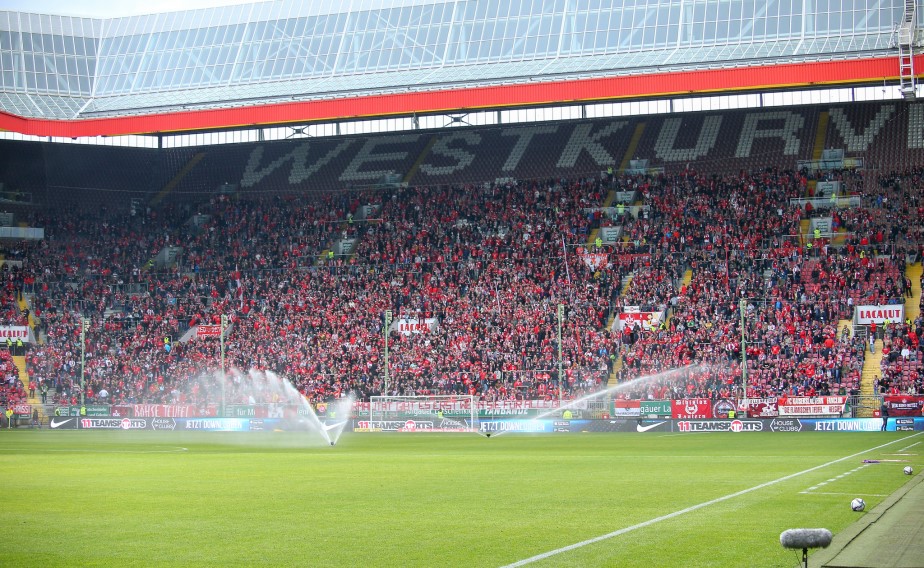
[0, 326, 34, 343]
[389, 318, 439, 335]
[778, 396, 847, 417]
[854, 305, 904, 324]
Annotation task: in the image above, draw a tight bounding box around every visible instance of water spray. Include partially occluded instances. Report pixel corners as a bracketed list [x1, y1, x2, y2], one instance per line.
[490, 365, 700, 438]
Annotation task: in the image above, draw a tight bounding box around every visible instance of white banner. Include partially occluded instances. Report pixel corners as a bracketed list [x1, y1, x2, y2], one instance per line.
[369, 399, 567, 414]
[615, 191, 638, 204]
[778, 396, 847, 417]
[810, 217, 833, 235]
[854, 305, 904, 325]
[390, 318, 439, 335]
[613, 309, 665, 331]
[814, 180, 840, 198]
[580, 253, 608, 269]
[599, 226, 623, 245]
[0, 326, 34, 343]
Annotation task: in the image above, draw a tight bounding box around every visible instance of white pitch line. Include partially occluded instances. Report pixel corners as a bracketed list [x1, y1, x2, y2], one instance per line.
[899, 441, 920, 452]
[800, 464, 870, 494]
[802, 492, 888, 497]
[0, 446, 189, 454]
[500, 432, 923, 568]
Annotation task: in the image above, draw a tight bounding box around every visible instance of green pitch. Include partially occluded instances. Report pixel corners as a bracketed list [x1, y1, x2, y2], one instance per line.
[1, 430, 920, 567]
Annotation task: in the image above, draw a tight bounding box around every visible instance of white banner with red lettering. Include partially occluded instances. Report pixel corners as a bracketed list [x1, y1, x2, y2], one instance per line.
[854, 305, 904, 325]
[390, 318, 439, 335]
[613, 307, 665, 331]
[778, 396, 847, 417]
[362, 399, 581, 414]
[0, 326, 35, 343]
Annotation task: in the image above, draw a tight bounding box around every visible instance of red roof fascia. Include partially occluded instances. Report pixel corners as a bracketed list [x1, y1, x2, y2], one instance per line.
[0, 55, 912, 138]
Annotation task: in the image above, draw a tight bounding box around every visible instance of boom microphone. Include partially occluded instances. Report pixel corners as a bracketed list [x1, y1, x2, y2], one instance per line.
[780, 528, 832, 568]
[780, 528, 833, 550]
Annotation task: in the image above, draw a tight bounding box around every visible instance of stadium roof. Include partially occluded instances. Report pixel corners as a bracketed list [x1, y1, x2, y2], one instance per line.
[0, 0, 917, 137]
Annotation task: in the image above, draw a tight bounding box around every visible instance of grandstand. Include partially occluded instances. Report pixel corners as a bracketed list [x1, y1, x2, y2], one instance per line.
[0, 0, 921, 429]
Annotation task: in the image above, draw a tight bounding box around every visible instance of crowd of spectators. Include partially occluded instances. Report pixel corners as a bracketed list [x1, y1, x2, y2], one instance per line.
[1, 154, 921, 409]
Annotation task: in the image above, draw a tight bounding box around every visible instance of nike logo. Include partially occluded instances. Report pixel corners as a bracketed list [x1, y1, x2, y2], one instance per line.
[637, 421, 666, 433]
[322, 421, 348, 432]
[50, 418, 74, 429]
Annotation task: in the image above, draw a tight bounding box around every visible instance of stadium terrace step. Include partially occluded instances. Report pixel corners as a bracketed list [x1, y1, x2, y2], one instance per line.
[811, 111, 831, 161]
[16, 293, 35, 331]
[859, 341, 883, 417]
[607, 353, 623, 389]
[150, 152, 205, 206]
[800, 218, 811, 245]
[836, 319, 852, 340]
[906, 262, 922, 323]
[617, 123, 646, 174]
[621, 274, 633, 297]
[12, 355, 43, 423]
[403, 135, 439, 185]
[586, 228, 599, 248]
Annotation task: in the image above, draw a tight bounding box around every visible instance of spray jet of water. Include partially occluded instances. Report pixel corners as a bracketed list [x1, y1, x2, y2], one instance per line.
[325, 392, 356, 446]
[196, 368, 335, 445]
[490, 365, 701, 438]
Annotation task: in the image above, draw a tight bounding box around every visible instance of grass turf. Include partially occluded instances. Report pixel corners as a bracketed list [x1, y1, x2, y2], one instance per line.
[1, 430, 920, 567]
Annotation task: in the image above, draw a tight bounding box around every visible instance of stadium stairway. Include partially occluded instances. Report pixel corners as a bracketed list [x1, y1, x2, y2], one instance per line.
[906, 262, 922, 322]
[150, 152, 205, 207]
[836, 319, 853, 339]
[16, 293, 37, 334]
[859, 341, 883, 417]
[586, 229, 599, 249]
[621, 274, 633, 296]
[799, 218, 811, 247]
[586, 188, 619, 248]
[680, 269, 693, 290]
[403, 135, 438, 185]
[606, 353, 623, 389]
[606, 268, 645, 388]
[662, 269, 693, 330]
[12, 355, 43, 423]
[617, 123, 646, 174]
[811, 111, 830, 161]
